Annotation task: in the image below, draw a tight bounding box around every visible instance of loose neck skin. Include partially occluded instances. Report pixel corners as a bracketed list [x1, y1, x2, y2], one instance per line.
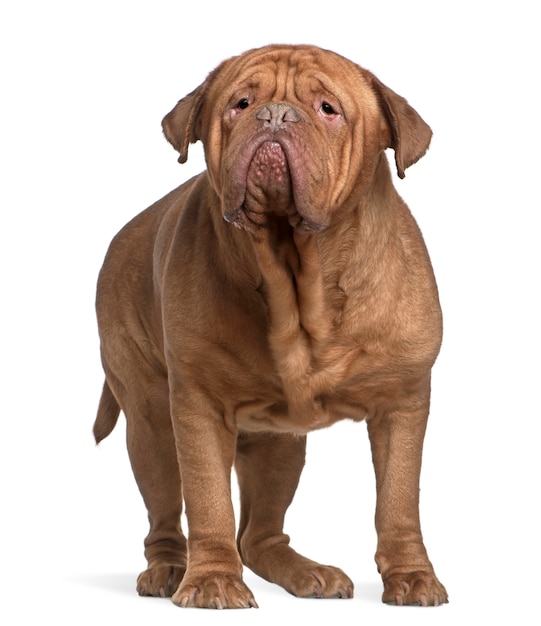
[211, 152, 400, 288]
[231, 153, 398, 411]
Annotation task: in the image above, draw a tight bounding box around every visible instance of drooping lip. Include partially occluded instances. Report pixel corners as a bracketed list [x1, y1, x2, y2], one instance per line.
[222, 132, 327, 233]
[223, 133, 289, 222]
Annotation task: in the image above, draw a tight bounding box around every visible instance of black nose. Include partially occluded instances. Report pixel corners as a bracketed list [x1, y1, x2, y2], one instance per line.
[255, 103, 302, 129]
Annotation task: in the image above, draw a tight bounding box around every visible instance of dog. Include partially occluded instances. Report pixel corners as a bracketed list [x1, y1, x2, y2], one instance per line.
[94, 44, 448, 609]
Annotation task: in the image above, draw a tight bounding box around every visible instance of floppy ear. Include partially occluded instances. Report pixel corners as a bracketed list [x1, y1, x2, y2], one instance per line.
[162, 83, 207, 164]
[368, 75, 432, 179]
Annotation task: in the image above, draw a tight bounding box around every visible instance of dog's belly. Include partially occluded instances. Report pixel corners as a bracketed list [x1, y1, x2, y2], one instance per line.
[234, 395, 368, 435]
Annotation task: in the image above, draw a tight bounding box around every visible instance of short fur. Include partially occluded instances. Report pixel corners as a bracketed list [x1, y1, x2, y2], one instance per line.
[94, 44, 447, 608]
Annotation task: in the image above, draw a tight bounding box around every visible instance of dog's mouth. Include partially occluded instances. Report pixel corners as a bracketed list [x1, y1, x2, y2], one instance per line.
[249, 141, 291, 196]
[224, 140, 326, 233]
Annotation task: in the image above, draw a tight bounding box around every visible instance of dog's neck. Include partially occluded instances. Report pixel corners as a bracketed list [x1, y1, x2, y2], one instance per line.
[246, 223, 344, 426]
[233, 154, 406, 424]
[202, 151, 414, 429]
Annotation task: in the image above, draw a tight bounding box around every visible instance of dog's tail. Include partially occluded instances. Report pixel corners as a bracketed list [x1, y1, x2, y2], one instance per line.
[93, 380, 121, 444]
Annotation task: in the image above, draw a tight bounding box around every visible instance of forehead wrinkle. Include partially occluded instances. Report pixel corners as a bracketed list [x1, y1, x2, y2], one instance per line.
[224, 46, 372, 108]
[275, 57, 292, 101]
[232, 48, 314, 101]
[251, 55, 294, 101]
[234, 71, 275, 94]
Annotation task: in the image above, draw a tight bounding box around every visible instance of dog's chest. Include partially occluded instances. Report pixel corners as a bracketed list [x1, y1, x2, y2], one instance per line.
[234, 314, 434, 434]
[234, 287, 409, 435]
[228, 224, 439, 435]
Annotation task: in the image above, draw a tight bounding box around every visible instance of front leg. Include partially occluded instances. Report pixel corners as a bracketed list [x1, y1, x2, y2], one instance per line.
[170, 386, 257, 609]
[236, 432, 353, 599]
[366, 392, 448, 606]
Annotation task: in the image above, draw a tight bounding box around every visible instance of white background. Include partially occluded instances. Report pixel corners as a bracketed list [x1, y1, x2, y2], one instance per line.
[1, 1, 539, 624]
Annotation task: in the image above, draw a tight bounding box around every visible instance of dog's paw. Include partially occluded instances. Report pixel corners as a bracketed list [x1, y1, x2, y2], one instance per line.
[137, 564, 186, 598]
[241, 542, 353, 599]
[382, 571, 448, 606]
[171, 572, 258, 609]
[285, 564, 354, 599]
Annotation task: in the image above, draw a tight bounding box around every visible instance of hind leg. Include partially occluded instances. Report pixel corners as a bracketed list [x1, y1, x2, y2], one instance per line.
[235, 432, 353, 599]
[108, 372, 187, 597]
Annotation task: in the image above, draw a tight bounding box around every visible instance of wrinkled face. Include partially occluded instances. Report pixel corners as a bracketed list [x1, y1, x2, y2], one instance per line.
[199, 46, 388, 232]
[163, 45, 432, 232]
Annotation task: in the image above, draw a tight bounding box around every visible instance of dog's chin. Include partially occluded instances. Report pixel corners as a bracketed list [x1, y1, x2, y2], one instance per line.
[224, 203, 327, 234]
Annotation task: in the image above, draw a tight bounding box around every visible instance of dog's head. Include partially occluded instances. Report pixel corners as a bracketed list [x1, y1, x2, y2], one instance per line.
[162, 45, 432, 232]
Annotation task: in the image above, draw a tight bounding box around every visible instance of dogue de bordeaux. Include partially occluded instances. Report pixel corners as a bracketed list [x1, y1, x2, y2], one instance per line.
[94, 44, 448, 609]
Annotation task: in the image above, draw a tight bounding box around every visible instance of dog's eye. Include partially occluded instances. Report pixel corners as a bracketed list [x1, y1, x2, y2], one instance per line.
[320, 102, 337, 116]
[236, 98, 250, 110]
